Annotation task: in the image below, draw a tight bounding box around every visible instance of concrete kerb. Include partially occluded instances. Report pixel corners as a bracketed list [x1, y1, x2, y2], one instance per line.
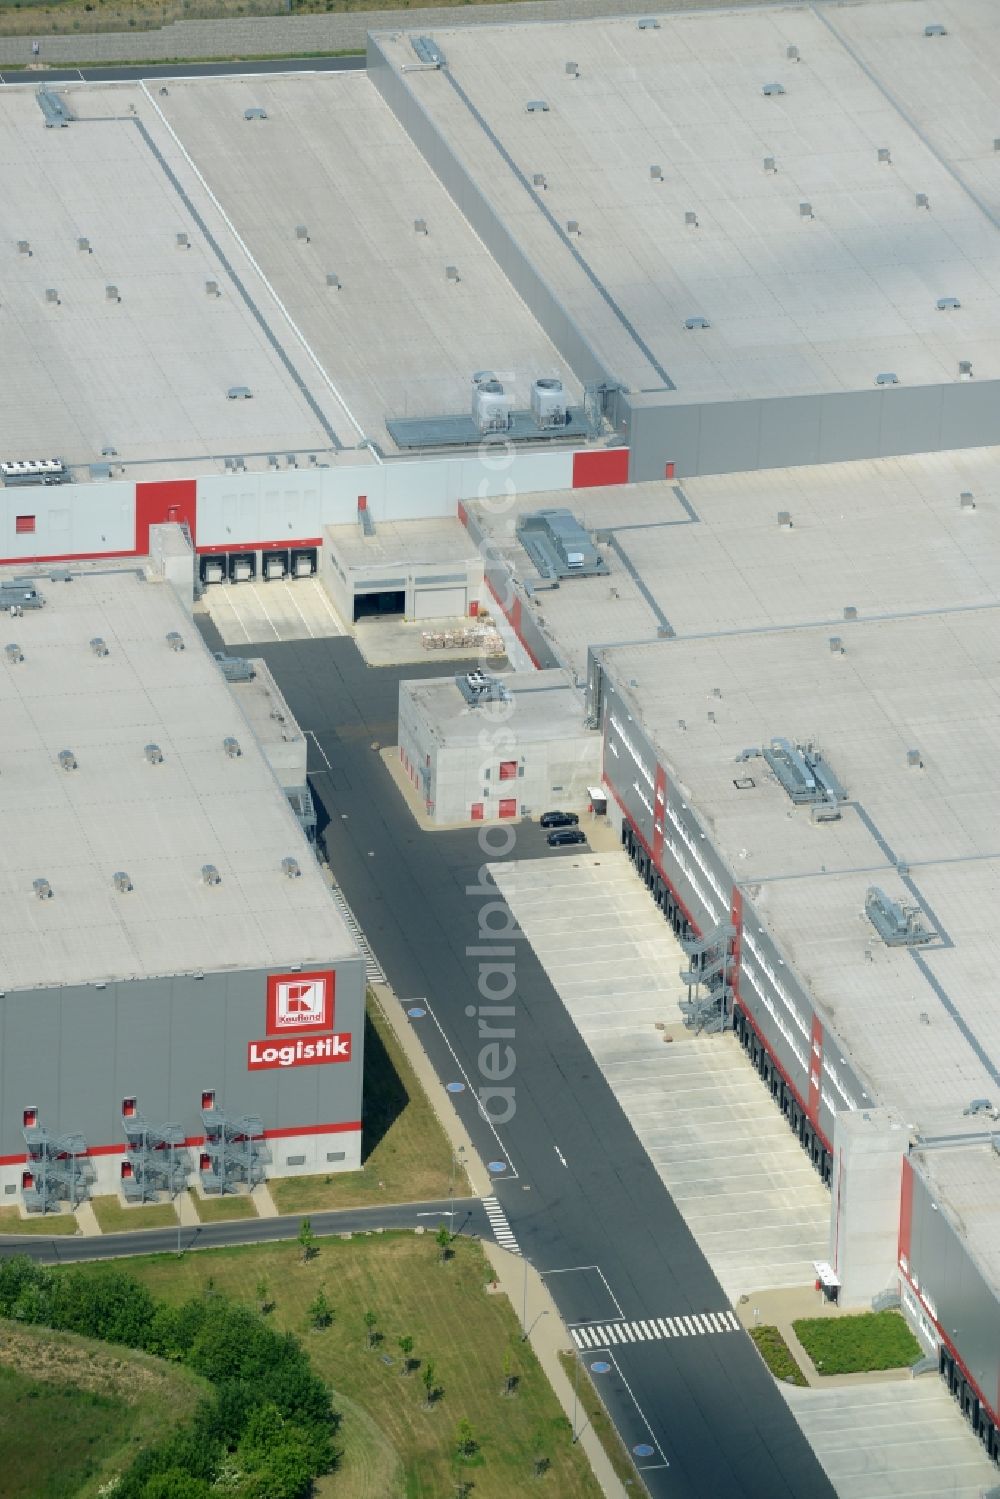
[482, 1241, 631, 1499]
[738, 1284, 923, 1391]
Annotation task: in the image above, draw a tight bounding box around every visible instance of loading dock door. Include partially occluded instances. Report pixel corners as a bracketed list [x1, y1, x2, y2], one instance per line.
[414, 585, 467, 621]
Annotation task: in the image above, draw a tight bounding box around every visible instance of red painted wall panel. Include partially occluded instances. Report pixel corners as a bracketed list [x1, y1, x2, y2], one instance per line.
[572, 448, 629, 488]
[808, 1014, 823, 1123]
[135, 479, 197, 554]
[898, 1155, 914, 1267]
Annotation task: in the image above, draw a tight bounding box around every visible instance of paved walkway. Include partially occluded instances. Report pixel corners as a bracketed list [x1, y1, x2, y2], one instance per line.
[735, 1285, 916, 1391]
[0, 0, 779, 67]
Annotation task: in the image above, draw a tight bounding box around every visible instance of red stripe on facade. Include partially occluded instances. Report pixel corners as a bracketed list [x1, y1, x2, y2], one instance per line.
[456, 501, 468, 528]
[898, 1154, 914, 1267]
[808, 1014, 823, 1124]
[572, 448, 629, 488]
[0, 1120, 361, 1167]
[730, 885, 743, 1003]
[135, 479, 197, 554]
[484, 575, 542, 670]
[195, 536, 323, 556]
[0, 546, 143, 567]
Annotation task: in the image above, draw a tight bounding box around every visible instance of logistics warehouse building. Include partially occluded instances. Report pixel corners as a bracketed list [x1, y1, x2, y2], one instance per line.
[463, 450, 1000, 1466]
[0, 561, 364, 1204]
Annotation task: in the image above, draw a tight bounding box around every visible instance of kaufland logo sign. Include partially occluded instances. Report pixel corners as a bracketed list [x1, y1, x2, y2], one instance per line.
[248, 970, 351, 1071]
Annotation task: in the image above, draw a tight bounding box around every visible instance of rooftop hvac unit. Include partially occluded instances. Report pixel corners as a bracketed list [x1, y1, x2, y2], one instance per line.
[762, 83, 786, 97]
[566, 61, 579, 77]
[875, 371, 898, 385]
[281, 857, 302, 879]
[924, 22, 947, 37]
[244, 107, 267, 121]
[526, 100, 549, 113]
[326, 272, 342, 288]
[206, 280, 221, 297]
[144, 743, 164, 765]
[685, 316, 711, 330]
[227, 386, 252, 400]
[166, 631, 185, 651]
[90, 637, 109, 657]
[58, 749, 77, 771]
[414, 218, 428, 235]
[106, 285, 120, 303]
[177, 232, 190, 249]
[295, 224, 309, 242]
[17, 240, 31, 256]
[412, 35, 445, 66]
[878, 147, 891, 164]
[45, 288, 60, 305]
[77, 237, 91, 254]
[936, 296, 960, 310]
[472, 377, 511, 434]
[5, 643, 23, 664]
[916, 192, 930, 209]
[223, 736, 242, 758]
[637, 17, 659, 28]
[959, 359, 973, 379]
[960, 491, 976, 511]
[112, 871, 133, 893]
[201, 864, 222, 886]
[786, 44, 800, 61]
[531, 377, 567, 428]
[33, 878, 53, 900]
[2, 458, 65, 485]
[685, 210, 699, 227]
[650, 164, 663, 181]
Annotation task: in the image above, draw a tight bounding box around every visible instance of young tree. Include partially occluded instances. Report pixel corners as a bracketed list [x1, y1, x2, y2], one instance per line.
[422, 1359, 436, 1408]
[307, 1288, 333, 1330]
[532, 1453, 551, 1478]
[454, 1417, 478, 1459]
[436, 1222, 452, 1265]
[363, 1309, 379, 1349]
[298, 1217, 316, 1263]
[256, 1277, 271, 1315]
[397, 1334, 414, 1375]
[501, 1346, 519, 1398]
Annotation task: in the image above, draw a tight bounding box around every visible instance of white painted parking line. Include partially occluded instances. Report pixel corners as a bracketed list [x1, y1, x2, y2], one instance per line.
[284, 581, 316, 639]
[245, 582, 281, 640]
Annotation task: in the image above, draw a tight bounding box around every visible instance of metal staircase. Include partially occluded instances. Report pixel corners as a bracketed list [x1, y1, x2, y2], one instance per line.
[22, 1123, 94, 1213]
[679, 921, 736, 1034]
[199, 1108, 268, 1194]
[121, 1113, 188, 1202]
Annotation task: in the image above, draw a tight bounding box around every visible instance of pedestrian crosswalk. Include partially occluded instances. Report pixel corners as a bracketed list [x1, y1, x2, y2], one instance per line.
[571, 1309, 741, 1348]
[483, 1196, 521, 1256]
[328, 884, 386, 984]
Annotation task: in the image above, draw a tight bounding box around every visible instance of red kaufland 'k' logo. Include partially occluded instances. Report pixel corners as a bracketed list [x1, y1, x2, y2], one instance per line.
[266, 971, 335, 1036]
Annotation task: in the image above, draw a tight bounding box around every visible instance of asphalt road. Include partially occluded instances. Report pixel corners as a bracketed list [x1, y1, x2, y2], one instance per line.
[201, 626, 835, 1499]
[0, 55, 364, 86]
[0, 1196, 484, 1264]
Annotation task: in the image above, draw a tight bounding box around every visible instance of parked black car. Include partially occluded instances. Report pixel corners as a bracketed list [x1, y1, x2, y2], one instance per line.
[540, 810, 580, 829]
[546, 828, 587, 847]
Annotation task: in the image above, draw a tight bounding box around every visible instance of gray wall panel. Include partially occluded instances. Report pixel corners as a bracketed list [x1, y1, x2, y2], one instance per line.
[698, 399, 763, 475]
[878, 385, 944, 458]
[627, 405, 702, 483]
[758, 394, 822, 470]
[817, 391, 883, 463]
[940, 379, 1000, 449]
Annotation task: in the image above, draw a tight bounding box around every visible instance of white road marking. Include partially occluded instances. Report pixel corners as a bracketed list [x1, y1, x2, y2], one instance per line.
[306, 730, 332, 771]
[482, 1196, 521, 1254]
[554, 1145, 568, 1167]
[245, 582, 281, 640]
[570, 1310, 740, 1350]
[283, 580, 316, 639]
[541, 1264, 624, 1319]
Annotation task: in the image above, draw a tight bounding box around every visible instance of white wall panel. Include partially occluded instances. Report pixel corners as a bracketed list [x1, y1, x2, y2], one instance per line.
[0, 480, 134, 562]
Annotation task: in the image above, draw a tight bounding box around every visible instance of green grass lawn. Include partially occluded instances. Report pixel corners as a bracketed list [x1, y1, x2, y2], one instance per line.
[69, 1232, 602, 1499]
[189, 1189, 258, 1222]
[792, 1311, 921, 1375]
[557, 1351, 645, 1492]
[91, 1194, 179, 1233]
[271, 997, 461, 1216]
[0, 1318, 206, 1499]
[0, 1205, 77, 1235]
[749, 1325, 809, 1386]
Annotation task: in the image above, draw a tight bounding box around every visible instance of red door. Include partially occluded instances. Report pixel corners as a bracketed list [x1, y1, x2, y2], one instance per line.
[499, 798, 517, 819]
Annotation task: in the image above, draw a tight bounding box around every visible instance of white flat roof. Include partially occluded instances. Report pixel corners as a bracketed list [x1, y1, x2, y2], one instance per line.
[911, 1141, 1000, 1299]
[380, 2, 1000, 398]
[0, 566, 357, 990]
[403, 666, 588, 746]
[326, 516, 480, 574]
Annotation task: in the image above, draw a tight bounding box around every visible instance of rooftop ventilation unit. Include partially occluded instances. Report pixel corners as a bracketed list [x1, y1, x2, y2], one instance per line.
[777, 510, 792, 528]
[112, 870, 133, 893]
[959, 359, 973, 379]
[786, 44, 800, 61]
[281, 856, 302, 879]
[144, 743, 163, 765]
[326, 272, 342, 289]
[177, 232, 190, 249]
[206, 280, 221, 297]
[907, 747, 923, 768]
[566, 61, 580, 77]
[566, 219, 581, 235]
[106, 284, 120, 303]
[89, 637, 109, 656]
[457, 669, 508, 706]
[223, 736, 242, 758]
[244, 106, 267, 121]
[637, 17, 659, 28]
[844, 605, 858, 620]
[532, 172, 547, 189]
[166, 631, 184, 651]
[4, 643, 23, 664]
[685, 210, 699, 226]
[963, 1098, 995, 1118]
[412, 35, 445, 66]
[526, 100, 550, 113]
[58, 749, 77, 771]
[201, 864, 222, 886]
[684, 316, 711, 330]
[877, 147, 891, 164]
[764, 156, 777, 173]
[33, 878, 53, 900]
[829, 636, 844, 654]
[937, 296, 960, 310]
[17, 240, 31, 257]
[531, 377, 568, 428]
[875, 372, 899, 385]
[227, 386, 252, 400]
[762, 83, 786, 97]
[472, 376, 511, 434]
[924, 22, 947, 37]
[762, 736, 845, 809]
[960, 490, 976, 510]
[916, 192, 930, 209]
[295, 224, 310, 242]
[446, 264, 461, 282]
[516, 507, 609, 580]
[649, 164, 663, 181]
[45, 288, 60, 305]
[1, 459, 65, 486]
[414, 218, 428, 235]
[77, 237, 91, 254]
[37, 88, 73, 128]
[799, 201, 813, 219]
[865, 886, 935, 947]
